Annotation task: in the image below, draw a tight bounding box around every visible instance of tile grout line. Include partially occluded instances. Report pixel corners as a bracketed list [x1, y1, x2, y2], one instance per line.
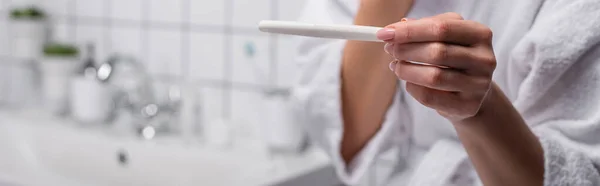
[140, 0, 149, 68]
[1, 0, 5, 14]
[222, 0, 234, 119]
[69, 0, 77, 42]
[1, 0, 8, 104]
[269, 0, 279, 87]
[180, 0, 191, 80]
[104, 0, 113, 54]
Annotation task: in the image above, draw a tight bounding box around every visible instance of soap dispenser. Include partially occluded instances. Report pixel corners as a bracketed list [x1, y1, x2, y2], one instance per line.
[79, 43, 98, 78]
[69, 43, 112, 124]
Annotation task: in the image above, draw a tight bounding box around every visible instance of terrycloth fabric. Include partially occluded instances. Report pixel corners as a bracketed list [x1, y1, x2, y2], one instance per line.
[291, 0, 600, 185]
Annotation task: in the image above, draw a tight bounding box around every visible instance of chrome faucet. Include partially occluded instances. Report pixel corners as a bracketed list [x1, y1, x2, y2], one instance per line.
[97, 54, 182, 139]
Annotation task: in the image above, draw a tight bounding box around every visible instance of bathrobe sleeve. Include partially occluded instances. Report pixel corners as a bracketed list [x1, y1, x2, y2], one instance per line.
[508, 0, 600, 185]
[290, 0, 411, 185]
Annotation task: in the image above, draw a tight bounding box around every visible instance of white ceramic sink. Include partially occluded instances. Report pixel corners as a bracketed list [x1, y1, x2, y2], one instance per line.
[0, 109, 332, 186]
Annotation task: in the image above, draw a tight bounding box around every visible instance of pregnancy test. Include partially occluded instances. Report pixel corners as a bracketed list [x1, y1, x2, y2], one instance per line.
[258, 20, 384, 42]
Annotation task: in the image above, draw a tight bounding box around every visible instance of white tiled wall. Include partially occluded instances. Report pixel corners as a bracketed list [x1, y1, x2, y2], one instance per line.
[110, 27, 143, 59]
[0, 0, 307, 126]
[50, 23, 72, 42]
[188, 32, 225, 80]
[276, 35, 298, 86]
[76, 0, 104, 18]
[75, 24, 108, 60]
[149, 0, 183, 23]
[109, 0, 142, 21]
[231, 34, 270, 85]
[41, 0, 69, 16]
[147, 29, 182, 75]
[189, 1, 225, 26]
[0, 1, 7, 56]
[0, 22, 7, 57]
[232, 0, 271, 28]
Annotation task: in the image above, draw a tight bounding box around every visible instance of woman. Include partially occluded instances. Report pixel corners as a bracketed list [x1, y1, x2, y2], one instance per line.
[292, 0, 600, 185]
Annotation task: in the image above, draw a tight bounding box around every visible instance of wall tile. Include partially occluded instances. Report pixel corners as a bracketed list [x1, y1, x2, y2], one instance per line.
[149, 0, 183, 23]
[275, 35, 298, 87]
[147, 29, 182, 76]
[41, 0, 70, 17]
[110, 27, 142, 61]
[188, 32, 225, 80]
[0, 2, 6, 55]
[0, 0, 5, 12]
[51, 23, 73, 43]
[190, 0, 225, 25]
[5, 65, 38, 106]
[76, 25, 107, 60]
[277, 0, 307, 21]
[231, 34, 270, 85]
[75, 0, 104, 18]
[0, 22, 8, 56]
[0, 65, 7, 104]
[9, 0, 38, 8]
[110, 0, 142, 21]
[232, 0, 271, 28]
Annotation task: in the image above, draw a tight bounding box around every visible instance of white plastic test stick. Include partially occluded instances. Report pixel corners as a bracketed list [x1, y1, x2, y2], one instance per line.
[258, 20, 384, 42]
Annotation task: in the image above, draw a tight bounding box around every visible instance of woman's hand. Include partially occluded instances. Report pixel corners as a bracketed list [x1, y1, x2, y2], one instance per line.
[378, 12, 496, 121]
[378, 13, 544, 186]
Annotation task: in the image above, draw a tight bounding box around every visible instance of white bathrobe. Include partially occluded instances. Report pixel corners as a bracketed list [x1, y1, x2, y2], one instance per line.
[291, 0, 600, 185]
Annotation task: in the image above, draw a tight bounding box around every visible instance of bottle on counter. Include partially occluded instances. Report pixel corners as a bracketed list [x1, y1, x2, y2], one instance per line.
[262, 88, 307, 154]
[5, 6, 48, 107]
[10, 6, 47, 59]
[40, 43, 80, 116]
[178, 82, 203, 142]
[79, 43, 98, 79]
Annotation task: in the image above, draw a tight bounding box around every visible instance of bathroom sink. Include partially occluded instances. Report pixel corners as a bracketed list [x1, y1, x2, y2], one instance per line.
[0, 109, 334, 186]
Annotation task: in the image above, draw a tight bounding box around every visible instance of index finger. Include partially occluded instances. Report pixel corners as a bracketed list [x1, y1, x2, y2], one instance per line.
[378, 19, 492, 46]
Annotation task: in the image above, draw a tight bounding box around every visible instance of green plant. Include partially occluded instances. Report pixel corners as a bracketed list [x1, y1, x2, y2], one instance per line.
[10, 6, 46, 20]
[43, 43, 79, 57]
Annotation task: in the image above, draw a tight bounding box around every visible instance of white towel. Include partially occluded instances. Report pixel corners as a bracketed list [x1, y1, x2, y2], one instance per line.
[504, 0, 600, 185]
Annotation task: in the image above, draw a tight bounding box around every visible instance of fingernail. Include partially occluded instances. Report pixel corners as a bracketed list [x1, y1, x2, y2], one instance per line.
[389, 60, 398, 72]
[401, 18, 408, 22]
[384, 43, 394, 55]
[377, 28, 395, 41]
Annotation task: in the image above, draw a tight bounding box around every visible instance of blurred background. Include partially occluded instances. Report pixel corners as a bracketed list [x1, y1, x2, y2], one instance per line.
[0, 0, 354, 186]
